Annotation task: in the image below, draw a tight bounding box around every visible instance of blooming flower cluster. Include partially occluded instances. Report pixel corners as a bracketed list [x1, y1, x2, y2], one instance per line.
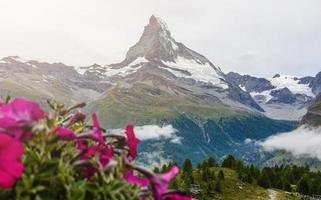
[0, 98, 191, 200]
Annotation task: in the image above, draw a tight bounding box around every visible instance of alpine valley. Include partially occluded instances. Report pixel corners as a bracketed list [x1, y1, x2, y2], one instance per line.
[0, 16, 320, 167]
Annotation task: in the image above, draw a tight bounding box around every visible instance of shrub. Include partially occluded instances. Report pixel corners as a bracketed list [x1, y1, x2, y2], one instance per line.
[0, 98, 191, 200]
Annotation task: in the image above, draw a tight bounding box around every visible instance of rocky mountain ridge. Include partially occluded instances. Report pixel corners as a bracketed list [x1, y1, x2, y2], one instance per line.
[0, 15, 315, 166]
[226, 72, 320, 120]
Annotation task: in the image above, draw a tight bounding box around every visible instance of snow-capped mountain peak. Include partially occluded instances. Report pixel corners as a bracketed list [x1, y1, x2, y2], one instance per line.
[226, 72, 320, 120]
[123, 15, 178, 63]
[0, 56, 28, 63]
[77, 16, 263, 112]
[116, 15, 226, 84]
[270, 75, 314, 97]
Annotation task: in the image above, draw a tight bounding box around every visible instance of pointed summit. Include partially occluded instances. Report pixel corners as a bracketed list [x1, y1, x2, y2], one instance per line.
[113, 16, 227, 85]
[122, 15, 179, 63]
[147, 15, 170, 35]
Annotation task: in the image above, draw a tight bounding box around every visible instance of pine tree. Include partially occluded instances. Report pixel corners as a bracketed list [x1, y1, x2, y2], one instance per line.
[202, 168, 210, 182]
[170, 178, 179, 190]
[282, 180, 292, 192]
[311, 178, 321, 195]
[153, 167, 160, 173]
[258, 170, 271, 188]
[182, 159, 194, 188]
[218, 170, 225, 180]
[208, 170, 216, 181]
[244, 172, 253, 184]
[207, 157, 217, 167]
[161, 164, 168, 173]
[214, 180, 222, 193]
[221, 155, 235, 169]
[297, 177, 310, 195]
[183, 159, 193, 177]
[234, 160, 244, 171]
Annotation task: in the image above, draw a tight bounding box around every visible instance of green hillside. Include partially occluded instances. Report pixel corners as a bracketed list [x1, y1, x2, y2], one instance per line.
[165, 166, 302, 200]
[87, 83, 246, 128]
[87, 83, 297, 165]
[159, 157, 307, 200]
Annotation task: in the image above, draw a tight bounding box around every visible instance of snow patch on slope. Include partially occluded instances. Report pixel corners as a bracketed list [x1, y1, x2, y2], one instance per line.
[250, 90, 273, 103]
[76, 57, 148, 77]
[104, 57, 148, 77]
[269, 75, 314, 96]
[162, 56, 228, 88]
[249, 75, 314, 105]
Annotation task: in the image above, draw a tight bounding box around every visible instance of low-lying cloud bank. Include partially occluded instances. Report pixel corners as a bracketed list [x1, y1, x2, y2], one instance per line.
[260, 126, 321, 160]
[110, 124, 181, 144]
[133, 125, 177, 140]
[135, 125, 182, 144]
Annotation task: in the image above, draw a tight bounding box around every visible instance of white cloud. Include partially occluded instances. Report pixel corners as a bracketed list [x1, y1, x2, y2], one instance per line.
[134, 124, 181, 142]
[244, 138, 253, 144]
[139, 151, 172, 168]
[260, 126, 321, 160]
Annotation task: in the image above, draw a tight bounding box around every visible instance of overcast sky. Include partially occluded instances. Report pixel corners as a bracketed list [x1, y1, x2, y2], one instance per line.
[0, 0, 320, 77]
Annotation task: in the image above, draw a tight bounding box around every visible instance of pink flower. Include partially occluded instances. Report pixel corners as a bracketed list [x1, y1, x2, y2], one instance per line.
[0, 98, 47, 140]
[132, 165, 190, 200]
[79, 143, 114, 178]
[0, 99, 5, 107]
[55, 127, 77, 141]
[124, 171, 149, 188]
[125, 125, 140, 160]
[66, 112, 86, 127]
[149, 166, 180, 200]
[162, 194, 192, 200]
[0, 133, 24, 189]
[80, 113, 104, 144]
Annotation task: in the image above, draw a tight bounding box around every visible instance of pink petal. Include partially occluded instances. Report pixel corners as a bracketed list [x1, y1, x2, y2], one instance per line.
[150, 166, 180, 200]
[0, 134, 24, 160]
[55, 127, 77, 141]
[0, 98, 47, 140]
[0, 134, 24, 189]
[162, 194, 192, 200]
[90, 113, 104, 143]
[125, 125, 140, 160]
[92, 113, 100, 129]
[67, 112, 86, 126]
[124, 171, 149, 187]
[0, 169, 16, 188]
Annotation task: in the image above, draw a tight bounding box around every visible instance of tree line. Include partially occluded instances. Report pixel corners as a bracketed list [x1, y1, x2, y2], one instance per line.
[222, 155, 321, 196]
[154, 155, 321, 198]
[154, 157, 225, 199]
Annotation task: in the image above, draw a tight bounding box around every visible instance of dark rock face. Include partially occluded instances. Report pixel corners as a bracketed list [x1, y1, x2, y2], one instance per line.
[266, 87, 312, 105]
[299, 76, 314, 85]
[118, 15, 223, 71]
[267, 87, 297, 104]
[124, 15, 176, 63]
[310, 72, 321, 96]
[301, 95, 321, 127]
[227, 83, 265, 112]
[226, 72, 275, 93]
[273, 74, 281, 78]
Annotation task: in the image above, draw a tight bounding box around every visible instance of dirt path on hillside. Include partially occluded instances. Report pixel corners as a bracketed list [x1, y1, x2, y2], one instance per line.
[268, 189, 277, 200]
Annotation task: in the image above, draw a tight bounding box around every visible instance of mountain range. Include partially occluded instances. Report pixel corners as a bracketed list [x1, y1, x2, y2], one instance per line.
[226, 72, 321, 120]
[0, 15, 320, 166]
